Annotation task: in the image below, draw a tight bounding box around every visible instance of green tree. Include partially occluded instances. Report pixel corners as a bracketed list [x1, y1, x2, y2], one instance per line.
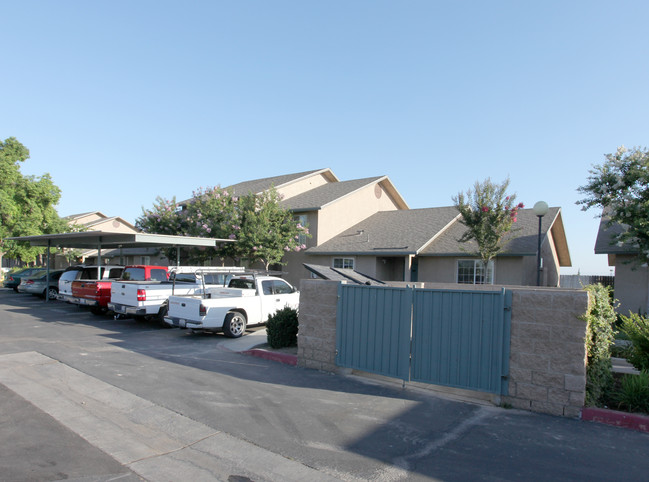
[452, 177, 523, 267]
[136, 186, 308, 268]
[577, 146, 649, 265]
[136, 195, 187, 262]
[180, 186, 240, 264]
[0, 137, 68, 265]
[236, 188, 309, 271]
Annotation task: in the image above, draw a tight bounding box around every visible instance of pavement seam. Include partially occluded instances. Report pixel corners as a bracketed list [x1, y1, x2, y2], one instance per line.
[125, 430, 222, 464]
[0, 351, 340, 482]
[392, 406, 493, 473]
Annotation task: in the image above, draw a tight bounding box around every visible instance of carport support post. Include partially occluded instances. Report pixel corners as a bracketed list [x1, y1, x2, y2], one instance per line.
[97, 239, 102, 280]
[45, 240, 51, 303]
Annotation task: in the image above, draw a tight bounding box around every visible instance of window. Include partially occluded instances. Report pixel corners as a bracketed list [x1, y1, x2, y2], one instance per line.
[294, 214, 308, 245]
[333, 257, 355, 270]
[140, 256, 151, 265]
[457, 260, 494, 285]
[150, 269, 168, 281]
[272, 279, 294, 294]
[261, 279, 295, 295]
[262, 280, 273, 295]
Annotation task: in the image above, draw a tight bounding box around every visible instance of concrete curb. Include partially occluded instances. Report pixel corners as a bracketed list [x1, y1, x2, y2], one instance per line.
[242, 349, 298, 366]
[581, 407, 649, 433]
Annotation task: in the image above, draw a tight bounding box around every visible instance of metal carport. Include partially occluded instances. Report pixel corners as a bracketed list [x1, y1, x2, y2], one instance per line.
[5, 231, 234, 302]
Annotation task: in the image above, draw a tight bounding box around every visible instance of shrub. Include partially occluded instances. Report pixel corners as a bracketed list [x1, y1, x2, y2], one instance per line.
[583, 284, 617, 406]
[614, 371, 649, 414]
[266, 306, 299, 349]
[620, 312, 649, 371]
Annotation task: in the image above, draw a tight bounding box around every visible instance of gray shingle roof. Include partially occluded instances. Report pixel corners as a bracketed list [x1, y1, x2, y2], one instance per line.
[594, 212, 637, 254]
[308, 207, 460, 255]
[282, 177, 384, 211]
[225, 169, 334, 196]
[309, 206, 563, 258]
[420, 207, 561, 256]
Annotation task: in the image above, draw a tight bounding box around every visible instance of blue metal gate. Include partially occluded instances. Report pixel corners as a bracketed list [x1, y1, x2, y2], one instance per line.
[335, 285, 412, 381]
[336, 284, 512, 395]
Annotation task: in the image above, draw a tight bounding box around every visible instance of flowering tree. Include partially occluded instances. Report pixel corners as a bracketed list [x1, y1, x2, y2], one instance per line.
[236, 188, 309, 271]
[453, 177, 523, 266]
[136, 186, 308, 268]
[181, 186, 240, 264]
[577, 146, 649, 265]
[136, 196, 188, 262]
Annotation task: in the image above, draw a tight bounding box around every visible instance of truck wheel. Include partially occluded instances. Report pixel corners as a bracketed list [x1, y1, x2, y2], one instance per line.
[223, 311, 247, 338]
[157, 303, 171, 328]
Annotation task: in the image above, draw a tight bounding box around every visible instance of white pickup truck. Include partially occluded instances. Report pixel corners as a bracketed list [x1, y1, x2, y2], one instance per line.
[108, 267, 244, 323]
[163, 274, 299, 337]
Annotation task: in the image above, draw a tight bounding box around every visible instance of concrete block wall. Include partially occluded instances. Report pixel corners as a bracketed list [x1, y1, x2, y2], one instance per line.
[297, 280, 590, 417]
[503, 288, 589, 418]
[297, 280, 339, 372]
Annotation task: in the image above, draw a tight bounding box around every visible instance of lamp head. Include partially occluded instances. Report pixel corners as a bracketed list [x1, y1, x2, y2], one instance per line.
[533, 201, 549, 217]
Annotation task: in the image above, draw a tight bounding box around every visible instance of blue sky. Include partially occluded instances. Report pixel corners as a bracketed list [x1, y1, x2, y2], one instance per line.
[2, 1, 648, 275]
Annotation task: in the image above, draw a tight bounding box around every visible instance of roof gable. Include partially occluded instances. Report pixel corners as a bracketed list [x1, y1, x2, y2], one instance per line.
[420, 207, 571, 265]
[225, 169, 338, 197]
[308, 207, 459, 255]
[594, 212, 637, 255]
[282, 176, 408, 212]
[83, 216, 138, 233]
[64, 212, 108, 223]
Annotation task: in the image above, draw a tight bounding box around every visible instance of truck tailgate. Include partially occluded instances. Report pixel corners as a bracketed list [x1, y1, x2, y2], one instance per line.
[167, 296, 203, 321]
[110, 281, 168, 306]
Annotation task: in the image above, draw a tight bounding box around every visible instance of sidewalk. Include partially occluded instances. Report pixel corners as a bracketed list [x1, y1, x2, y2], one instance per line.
[0, 351, 336, 482]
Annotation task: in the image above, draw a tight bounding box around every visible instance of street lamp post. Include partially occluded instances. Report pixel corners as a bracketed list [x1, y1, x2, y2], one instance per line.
[533, 201, 549, 286]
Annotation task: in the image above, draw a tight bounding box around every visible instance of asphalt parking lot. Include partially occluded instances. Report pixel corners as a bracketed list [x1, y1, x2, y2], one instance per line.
[2, 287, 649, 481]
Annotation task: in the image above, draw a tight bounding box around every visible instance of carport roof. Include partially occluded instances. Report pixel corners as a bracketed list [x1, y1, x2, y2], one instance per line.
[5, 231, 234, 249]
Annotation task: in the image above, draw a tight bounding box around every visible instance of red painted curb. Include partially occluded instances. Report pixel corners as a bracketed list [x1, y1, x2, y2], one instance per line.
[581, 407, 649, 433]
[242, 349, 297, 366]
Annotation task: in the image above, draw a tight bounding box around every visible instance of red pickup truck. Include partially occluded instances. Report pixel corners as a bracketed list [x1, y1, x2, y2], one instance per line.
[71, 265, 169, 315]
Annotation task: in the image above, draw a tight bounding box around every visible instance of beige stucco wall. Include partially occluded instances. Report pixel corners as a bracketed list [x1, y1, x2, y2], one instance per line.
[417, 240, 559, 288]
[614, 255, 649, 315]
[69, 213, 106, 225]
[315, 183, 402, 245]
[418, 256, 526, 285]
[297, 279, 589, 418]
[90, 219, 138, 234]
[280, 181, 404, 285]
[276, 172, 332, 200]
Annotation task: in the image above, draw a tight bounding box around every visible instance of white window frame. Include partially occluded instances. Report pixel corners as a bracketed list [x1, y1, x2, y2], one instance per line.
[294, 214, 308, 245]
[333, 257, 355, 270]
[456, 259, 494, 285]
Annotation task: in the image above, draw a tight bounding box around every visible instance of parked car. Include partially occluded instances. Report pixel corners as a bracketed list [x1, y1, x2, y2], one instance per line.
[72, 265, 169, 315]
[3, 267, 45, 292]
[58, 265, 124, 303]
[109, 266, 243, 323]
[164, 273, 299, 337]
[17, 270, 66, 299]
